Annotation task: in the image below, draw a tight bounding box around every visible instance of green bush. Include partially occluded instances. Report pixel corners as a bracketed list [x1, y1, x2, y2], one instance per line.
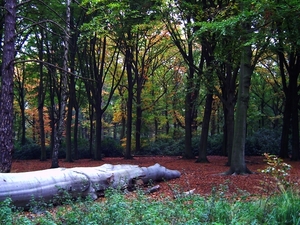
[101, 137, 124, 157]
[0, 198, 13, 224]
[138, 137, 184, 156]
[245, 128, 282, 156]
[206, 134, 224, 155]
[13, 139, 42, 160]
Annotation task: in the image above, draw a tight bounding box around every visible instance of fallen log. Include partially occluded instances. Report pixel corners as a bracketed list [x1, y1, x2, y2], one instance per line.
[0, 163, 180, 208]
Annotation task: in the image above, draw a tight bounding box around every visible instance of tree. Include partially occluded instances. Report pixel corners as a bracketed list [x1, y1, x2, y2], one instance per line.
[226, 45, 253, 174]
[225, 0, 270, 174]
[272, 1, 300, 160]
[65, 1, 86, 162]
[0, 0, 16, 173]
[162, 0, 204, 159]
[51, 0, 71, 168]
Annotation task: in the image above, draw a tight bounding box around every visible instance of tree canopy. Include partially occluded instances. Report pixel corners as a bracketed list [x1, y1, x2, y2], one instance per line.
[0, 0, 299, 173]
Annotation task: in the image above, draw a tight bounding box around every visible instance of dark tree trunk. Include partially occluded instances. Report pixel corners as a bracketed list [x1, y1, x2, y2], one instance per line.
[89, 104, 94, 158]
[196, 93, 213, 163]
[94, 109, 102, 160]
[0, 0, 16, 173]
[51, 0, 71, 168]
[226, 45, 253, 175]
[279, 94, 291, 159]
[65, 80, 74, 162]
[124, 48, 134, 159]
[184, 88, 194, 158]
[73, 105, 79, 160]
[290, 69, 299, 160]
[38, 30, 47, 161]
[135, 84, 142, 152]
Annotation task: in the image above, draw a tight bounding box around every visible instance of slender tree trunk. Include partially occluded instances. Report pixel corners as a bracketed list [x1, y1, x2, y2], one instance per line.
[279, 93, 291, 159]
[290, 69, 299, 160]
[226, 45, 253, 175]
[51, 0, 71, 168]
[196, 93, 213, 163]
[19, 71, 26, 145]
[73, 105, 79, 160]
[38, 31, 47, 161]
[89, 104, 94, 158]
[135, 85, 142, 152]
[94, 109, 102, 160]
[124, 48, 134, 159]
[184, 89, 194, 158]
[0, 0, 16, 173]
[65, 93, 73, 162]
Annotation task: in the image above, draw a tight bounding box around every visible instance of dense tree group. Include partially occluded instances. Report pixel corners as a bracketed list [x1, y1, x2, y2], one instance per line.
[0, 0, 299, 173]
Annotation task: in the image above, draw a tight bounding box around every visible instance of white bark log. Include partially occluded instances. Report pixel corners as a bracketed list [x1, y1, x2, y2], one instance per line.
[0, 163, 180, 207]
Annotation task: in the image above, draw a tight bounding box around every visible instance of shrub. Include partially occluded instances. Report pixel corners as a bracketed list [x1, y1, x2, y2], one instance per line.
[101, 137, 124, 157]
[138, 137, 184, 156]
[206, 134, 224, 155]
[245, 128, 282, 156]
[13, 139, 41, 160]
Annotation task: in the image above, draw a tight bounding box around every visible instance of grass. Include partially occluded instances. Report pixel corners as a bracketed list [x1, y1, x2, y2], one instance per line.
[1, 187, 300, 225]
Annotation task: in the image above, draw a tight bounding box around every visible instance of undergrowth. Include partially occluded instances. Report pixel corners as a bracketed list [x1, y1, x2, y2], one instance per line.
[1, 153, 300, 224]
[1, 188, 300, 224]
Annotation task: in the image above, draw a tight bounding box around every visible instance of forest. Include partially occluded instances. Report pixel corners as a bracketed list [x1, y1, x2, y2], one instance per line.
[0, 0, 299, 174]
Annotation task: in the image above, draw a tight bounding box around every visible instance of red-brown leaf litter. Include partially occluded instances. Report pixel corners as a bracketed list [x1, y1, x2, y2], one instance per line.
[11, 156, 300, 199]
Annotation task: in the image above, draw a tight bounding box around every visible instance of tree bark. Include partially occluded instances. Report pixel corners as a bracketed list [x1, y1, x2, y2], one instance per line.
[0, 163, 180, 208]
[0, 0, 16, 173]
[226, 45, 253, 175]
[196, 93, 213, 163]
[51, 0, 70, 168]
[37, 29, 47, 161]
[124, 47, 134, 159]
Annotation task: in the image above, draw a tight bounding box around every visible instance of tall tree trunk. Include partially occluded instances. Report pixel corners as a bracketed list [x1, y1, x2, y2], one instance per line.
[184, 88, 194, 158]
[38, 30, 47, 161]
[196, 93, 213, 163]
[65, 90, 74, 162]
[73, 104, 79, 160]
[0, 0, 16, 173]
[224, 102, 235, 165]
[290, 69, 299, 160]
[38, 70, 46, 161]
[94, 109, 102, 160]
[88, 103, 94, 158]
[279, 93, 291, 159]
[18, 66, 26, 145]
[226, 45, 253, 175]
[135, 84, 142, 152]
[124, 48, 134, 159]
[51, 0, 71, 168]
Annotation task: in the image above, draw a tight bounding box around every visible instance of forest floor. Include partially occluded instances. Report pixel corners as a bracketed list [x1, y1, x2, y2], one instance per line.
[11, 155, 300, 199]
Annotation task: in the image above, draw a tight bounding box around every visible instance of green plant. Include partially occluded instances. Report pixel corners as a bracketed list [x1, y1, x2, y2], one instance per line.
[245, 128, 282, 156]
[101, 137, 124, 157]
[259, 153, 292, 192]
[0, 198, 13, 224]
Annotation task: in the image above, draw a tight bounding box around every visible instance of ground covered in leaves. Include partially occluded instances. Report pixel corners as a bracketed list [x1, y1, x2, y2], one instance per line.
[11, 156, 300, 198]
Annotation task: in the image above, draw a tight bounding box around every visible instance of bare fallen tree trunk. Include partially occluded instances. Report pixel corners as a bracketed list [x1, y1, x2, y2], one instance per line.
[0, 163, 180, 208]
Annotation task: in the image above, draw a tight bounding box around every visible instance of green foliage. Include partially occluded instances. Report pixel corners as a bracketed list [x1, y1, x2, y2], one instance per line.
[245, 128, 282, 156]
[101, 137, 124, 157]
[138, 128, 281, 157]
[0, 198, 13, 224]
[206, 134, 223, 155]
[13, 137, 124, 160]
[137, 136, 185, 156]
[260, 153, 292, 192]
[13, 139, 44, 160]
[4, 186, 300, 224]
